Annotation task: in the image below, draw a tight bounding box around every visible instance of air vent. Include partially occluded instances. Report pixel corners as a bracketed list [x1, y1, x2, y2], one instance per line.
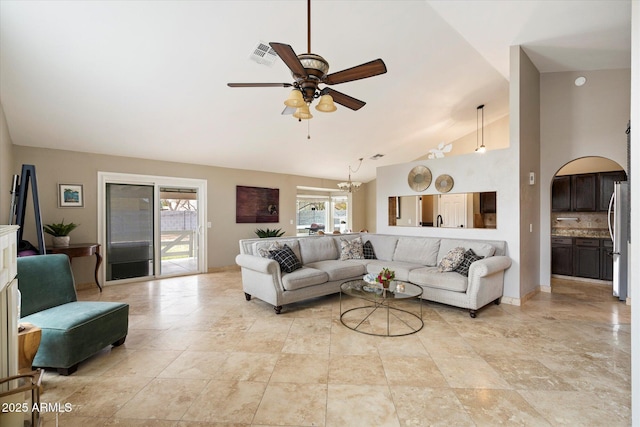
[249, 42, 278, 66]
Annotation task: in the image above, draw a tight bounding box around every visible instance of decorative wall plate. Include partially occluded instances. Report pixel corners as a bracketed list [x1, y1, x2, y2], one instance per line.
[407, 166, 432, 192]
[435, 174, 454, 193]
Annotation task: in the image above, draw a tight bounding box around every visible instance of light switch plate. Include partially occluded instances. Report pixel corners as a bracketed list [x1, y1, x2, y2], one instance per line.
[529, 172, 535, 185]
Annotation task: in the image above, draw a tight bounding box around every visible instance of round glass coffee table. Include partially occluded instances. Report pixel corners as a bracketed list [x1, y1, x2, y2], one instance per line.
[339, 279, 424, 336]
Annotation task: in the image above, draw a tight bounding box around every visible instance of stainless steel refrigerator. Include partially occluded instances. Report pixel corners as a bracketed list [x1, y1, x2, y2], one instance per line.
[608, 181, 629, 301]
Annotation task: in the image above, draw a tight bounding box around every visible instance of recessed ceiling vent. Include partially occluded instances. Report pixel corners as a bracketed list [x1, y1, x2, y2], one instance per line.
[250, 42, 278, 66]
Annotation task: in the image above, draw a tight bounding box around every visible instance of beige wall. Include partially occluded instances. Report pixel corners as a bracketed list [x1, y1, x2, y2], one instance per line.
[539, 68, 631, 285]
[557, 156, 624, 175]
[514, 47, 541, 299]
[364, 179, 377, 233]
[0, 102, 14, 225]
[12, 145, 367, 286]
[415, 115, 510, 159]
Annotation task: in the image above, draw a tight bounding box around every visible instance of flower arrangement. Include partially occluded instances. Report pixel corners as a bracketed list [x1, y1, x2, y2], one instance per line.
[376, 267, 395, 289]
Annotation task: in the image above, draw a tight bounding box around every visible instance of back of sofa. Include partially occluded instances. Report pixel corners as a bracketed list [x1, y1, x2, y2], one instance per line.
[360, 234, 507, 265]
[239, 234, 507, 266]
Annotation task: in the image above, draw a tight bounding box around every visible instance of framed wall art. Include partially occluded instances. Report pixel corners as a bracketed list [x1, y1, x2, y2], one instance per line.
[236, 185, 279, 223]
[58, 183, 84, 207]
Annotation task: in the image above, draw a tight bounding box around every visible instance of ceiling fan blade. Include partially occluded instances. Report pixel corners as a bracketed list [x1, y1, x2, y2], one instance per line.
[323, 59, 387, 85]
[322, 88, 366, 111]
[269, 42, 308, 78]
[282, 106, 296, 115]
[227, 83, 292, 88]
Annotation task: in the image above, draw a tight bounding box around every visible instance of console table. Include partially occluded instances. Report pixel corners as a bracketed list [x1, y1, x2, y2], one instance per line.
[47, 243, 102, 291]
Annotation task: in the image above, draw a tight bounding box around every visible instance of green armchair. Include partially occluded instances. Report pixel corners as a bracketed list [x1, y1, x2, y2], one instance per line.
[17, 254, 129, 375]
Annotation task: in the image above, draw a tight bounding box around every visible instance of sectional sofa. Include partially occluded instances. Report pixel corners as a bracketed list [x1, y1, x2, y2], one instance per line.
[236, 233, 511, 317]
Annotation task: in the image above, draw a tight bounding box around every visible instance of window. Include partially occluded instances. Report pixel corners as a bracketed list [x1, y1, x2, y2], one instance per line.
[296, 189, 353, 235]
[296, 196, 329, 235]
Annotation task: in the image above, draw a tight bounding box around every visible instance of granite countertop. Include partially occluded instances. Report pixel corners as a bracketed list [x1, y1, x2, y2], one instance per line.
[551, 228, 611, 239]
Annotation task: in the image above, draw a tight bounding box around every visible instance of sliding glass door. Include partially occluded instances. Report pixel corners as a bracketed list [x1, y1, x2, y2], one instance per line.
[159, 187, 199, 276]
[105, 183, 154, 281]
[99, 172, 207, 285]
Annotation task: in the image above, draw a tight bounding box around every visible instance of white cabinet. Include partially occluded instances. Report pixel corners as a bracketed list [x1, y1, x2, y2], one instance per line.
[0, 225, 19, 382]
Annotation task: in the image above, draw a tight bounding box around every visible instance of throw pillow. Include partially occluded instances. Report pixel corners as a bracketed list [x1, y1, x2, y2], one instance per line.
[270, 244, 302, 273]
[363, 240, 377, 259]
[340, 237, 364, 260]
[454, 249, 484, 277]
[438, 247, 466, 272]
[258, 241, 283, 258]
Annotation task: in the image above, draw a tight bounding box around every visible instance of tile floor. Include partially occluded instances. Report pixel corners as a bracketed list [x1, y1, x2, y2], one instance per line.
[35, 273, 630, 426]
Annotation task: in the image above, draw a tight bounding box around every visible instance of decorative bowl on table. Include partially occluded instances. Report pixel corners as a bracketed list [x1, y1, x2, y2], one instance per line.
[363, 273, 377, 285]
[362, 274, 382, 294]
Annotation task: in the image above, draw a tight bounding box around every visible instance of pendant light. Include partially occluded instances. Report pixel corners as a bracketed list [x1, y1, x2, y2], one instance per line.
[475, 104, 486, 153]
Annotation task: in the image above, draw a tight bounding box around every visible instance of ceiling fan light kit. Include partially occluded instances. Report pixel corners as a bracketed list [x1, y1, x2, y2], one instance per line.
[293, 104, 313, 120]
[227, 0, 386, 120]
[315, 94, 337, 112]
[284, 89, 305, 108]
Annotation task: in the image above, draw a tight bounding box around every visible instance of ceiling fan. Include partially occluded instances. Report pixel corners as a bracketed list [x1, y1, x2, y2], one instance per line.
[227, 0, 387, 120]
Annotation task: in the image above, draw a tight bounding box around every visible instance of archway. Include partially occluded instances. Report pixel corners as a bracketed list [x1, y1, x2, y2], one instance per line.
[549, 156, 627, 298]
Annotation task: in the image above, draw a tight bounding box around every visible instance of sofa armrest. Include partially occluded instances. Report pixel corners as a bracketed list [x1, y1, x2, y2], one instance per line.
[465, 255, 511, 309]
[468, 255, 512, 278]
[235, 254, 286, 308]
[235, 254, 280, 275]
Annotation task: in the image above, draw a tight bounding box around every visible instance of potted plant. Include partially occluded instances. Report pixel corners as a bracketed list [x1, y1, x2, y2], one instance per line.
[255, 228, 285, 238]
[43, 220, 79, 247]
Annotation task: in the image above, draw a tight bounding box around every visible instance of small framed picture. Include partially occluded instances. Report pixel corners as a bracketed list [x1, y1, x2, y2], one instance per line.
[58, 184, 84, 207]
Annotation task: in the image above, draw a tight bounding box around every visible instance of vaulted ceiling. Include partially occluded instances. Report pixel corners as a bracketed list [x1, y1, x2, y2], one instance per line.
[0, 1, 631, 182]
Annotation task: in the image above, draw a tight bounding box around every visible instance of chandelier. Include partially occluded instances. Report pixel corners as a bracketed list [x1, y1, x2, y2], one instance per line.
[337, 158, 363, 193]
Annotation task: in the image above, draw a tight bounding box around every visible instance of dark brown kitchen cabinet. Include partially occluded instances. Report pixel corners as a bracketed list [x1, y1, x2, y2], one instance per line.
[600, 239, 614, 281]
[571, 173, 598, 212]
[552, 237, 614, 280]
[574, 238, 600, 279]
[552, 176, 571, 212]
[551, 237, 573, 276]
[480, 192, 496, 213]
[553, 171, 627, 212]
[597, 171, 627, 211]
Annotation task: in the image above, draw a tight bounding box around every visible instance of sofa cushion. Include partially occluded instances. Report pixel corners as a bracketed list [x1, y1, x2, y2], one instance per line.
[454, 249, 484, 276]
[22, 301, 129, 369]
[362, 235, 398, 261]
[393, 237, 440, 266]
[437, 239, 496, 263]
[299, 237, 338, 264]
[438, 247, 465, 272]
[281, 267, 329, 291]
[254, 239, 302, 261]
[257, 241, 282, 258]
[340, 237, 364, 260]
[270, 244, 302, 273]
[365, 261, 423, 282]
[305, 260, 366, 281]
[363, 240, 377, 259]
[409, 267, 469, 292]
